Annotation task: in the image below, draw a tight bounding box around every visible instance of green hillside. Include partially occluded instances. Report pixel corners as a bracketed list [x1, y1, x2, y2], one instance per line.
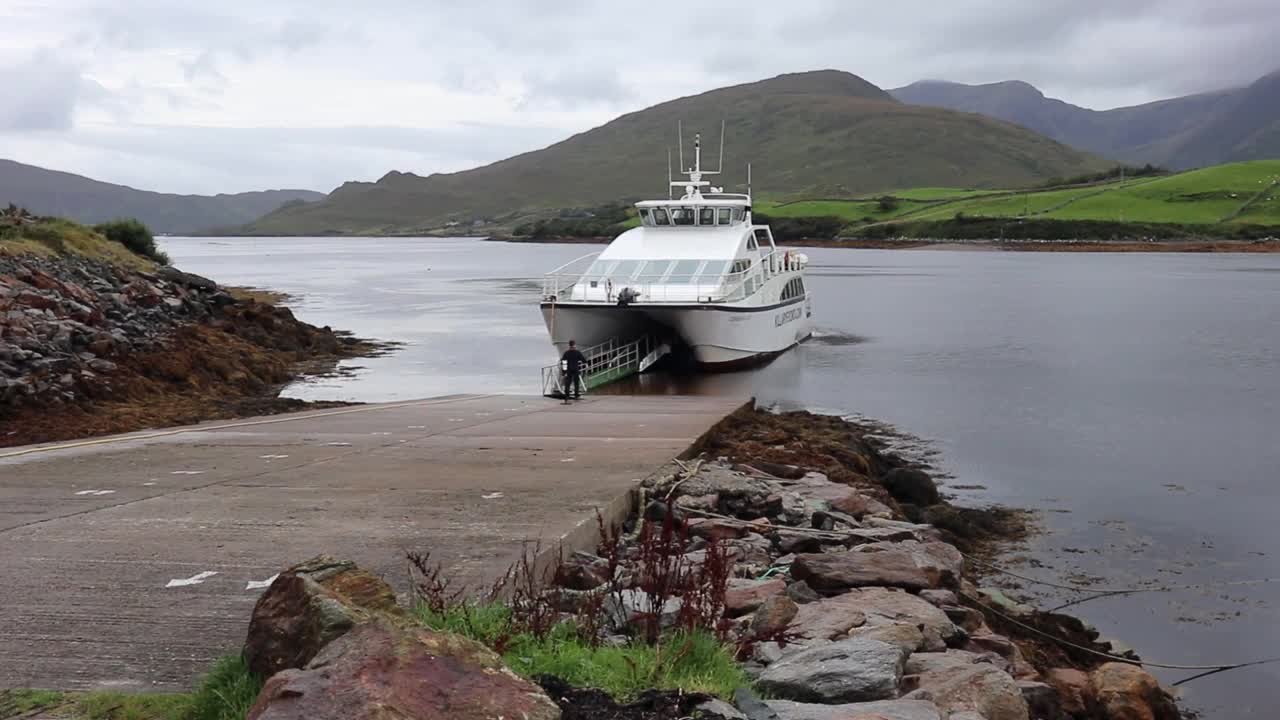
[873, 160, 1280, 226]
[243, 70, 1108, 235]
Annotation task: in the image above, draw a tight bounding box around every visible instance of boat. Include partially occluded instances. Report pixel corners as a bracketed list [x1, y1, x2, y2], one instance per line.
[539, 130, 814, 370]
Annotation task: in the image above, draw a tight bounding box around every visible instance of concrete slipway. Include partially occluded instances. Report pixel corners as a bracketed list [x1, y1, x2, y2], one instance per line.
[0, 393, 747, 691]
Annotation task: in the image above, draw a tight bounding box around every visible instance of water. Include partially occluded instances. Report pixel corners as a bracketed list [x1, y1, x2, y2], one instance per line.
[163, 237, 1280, 716]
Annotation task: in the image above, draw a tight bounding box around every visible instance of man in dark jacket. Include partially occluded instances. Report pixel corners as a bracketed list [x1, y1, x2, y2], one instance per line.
[561, 340, 587, 399]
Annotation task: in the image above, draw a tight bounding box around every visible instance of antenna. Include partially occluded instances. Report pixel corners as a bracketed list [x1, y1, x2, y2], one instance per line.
[716, 119, 725, 174]
[667, 148, 672, 200]
[747, 163, 752, 200]
[677, 121, 684, 173]
[694, 132, 701, 174]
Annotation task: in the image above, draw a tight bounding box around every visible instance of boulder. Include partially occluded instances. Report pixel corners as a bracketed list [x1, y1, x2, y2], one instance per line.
[785, 580, 822, 605]
[725, 577, 786, 616]
[903, 650, 1028, 720]
[603, 588, 682, 631]
[556, 551, 610, 591]
[750, 595, 800, 637]
[1017, 680, 1062, 720]
[766, 699, 943, 720]
[687, 517, 748, 541]
[243, 555, 401, 679]
[757, 636, 909, 704]
[1089, 663, 1180, 720]
[847, 622, 926, 654]
[792, 542, 962, 593]
[882, 468, 940, 506]
[246, 620, 560, 720]
[791, 587, 961, 647]
[695, 698, 747, 720]
[1045, 668, 1093, 717]
[918, 589, 958, 607]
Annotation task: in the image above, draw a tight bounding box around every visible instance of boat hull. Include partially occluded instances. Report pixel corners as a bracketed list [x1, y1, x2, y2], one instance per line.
[540, 296, 813, 370]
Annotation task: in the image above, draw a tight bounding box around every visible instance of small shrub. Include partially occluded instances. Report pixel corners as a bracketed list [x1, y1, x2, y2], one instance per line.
[24, 223, 66, 253]
[94, 218, 170, 264]
[877, 195, 899, 212]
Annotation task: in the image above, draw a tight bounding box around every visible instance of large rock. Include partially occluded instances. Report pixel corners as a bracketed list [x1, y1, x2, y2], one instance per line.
[1017, 680, 1062, 720]
[1045, 667, 1093, 717]
[757, 636, 909, 703]
[243, 555, 402, 679]
[1089, 663, 1180, 720]
[903, 650, 1029, 720]
[791, 587, 960, 646]
[725, 577, 786, 615]
[847, 622, 927, 654]
[766, 699, 942, 720]
[882, 468, 940, 506]
[750, 595, 800, 637]
[792, 542, 963, 593]
[246, 620, 561, 720]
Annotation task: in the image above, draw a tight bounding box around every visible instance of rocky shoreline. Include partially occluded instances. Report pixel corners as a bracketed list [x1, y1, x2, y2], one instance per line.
[228, 408, 1183, 720]
[0, 249, 379, 447]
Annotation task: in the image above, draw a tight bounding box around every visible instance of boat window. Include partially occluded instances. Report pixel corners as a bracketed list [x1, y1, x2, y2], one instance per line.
[699, 207, 715, 226]
[638, 259, 674, 280]
[639, 208, 653, 226]
[653, 207, 670, 225]
[754, 228, 772, 247]
[610, 260, 641, 281]
[747, 235, 757, 251]
[669, 259, 703, 283]
[732, 208, 744, 223]
[717, 208, 732, 225]
[671, 207, 696, 226]
[699, 260, 729, 279]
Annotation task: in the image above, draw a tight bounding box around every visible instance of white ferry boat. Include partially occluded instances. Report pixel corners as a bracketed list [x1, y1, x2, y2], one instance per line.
[540, 132, 813, 370]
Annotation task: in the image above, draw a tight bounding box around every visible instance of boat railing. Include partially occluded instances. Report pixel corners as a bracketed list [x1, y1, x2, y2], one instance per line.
[540, 335, 657, 397]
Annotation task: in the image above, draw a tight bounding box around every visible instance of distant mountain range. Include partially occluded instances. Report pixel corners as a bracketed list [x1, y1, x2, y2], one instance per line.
[891, 69, 1280, 170]
[0, 159, 325, 234]
[243, 70, 1107, 235]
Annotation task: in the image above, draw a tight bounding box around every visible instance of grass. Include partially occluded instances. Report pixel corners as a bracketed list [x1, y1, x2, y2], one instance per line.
[0, 218, 157, 270]
[415, 603, 749, 701]
[0, 656, 262, 720]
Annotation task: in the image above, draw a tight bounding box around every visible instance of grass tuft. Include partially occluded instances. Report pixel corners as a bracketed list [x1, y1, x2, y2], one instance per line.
[416, 603, 748, 701]
[184, 654, 263, 720]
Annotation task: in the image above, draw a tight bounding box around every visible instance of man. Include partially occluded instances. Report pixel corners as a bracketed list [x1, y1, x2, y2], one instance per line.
[561, 340, 587, 400]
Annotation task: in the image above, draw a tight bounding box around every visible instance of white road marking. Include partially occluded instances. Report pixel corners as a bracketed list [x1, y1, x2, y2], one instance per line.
[260, 454, 289, 459]
[482, 492, 504, 500]
[75, 489, 116, 496]
[560, 458, 576, 463]
[372, 432, 392, 436]
[170, 470, 204, 475]
[407, 425, 427, 429]
[142, 482, 156, 486]
[324, 442, 352, 447]
[448, 418, 464, 422]
[245, 574, 279, 590]
[166, 571, 218, 588]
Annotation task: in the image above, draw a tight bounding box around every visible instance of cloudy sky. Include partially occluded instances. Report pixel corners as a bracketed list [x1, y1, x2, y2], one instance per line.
[2, 0, 1276, 195]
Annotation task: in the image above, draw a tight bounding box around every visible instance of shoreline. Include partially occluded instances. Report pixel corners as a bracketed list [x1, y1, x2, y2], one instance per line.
[488, 234, 1280, 252]
[0, 252, 390, 448]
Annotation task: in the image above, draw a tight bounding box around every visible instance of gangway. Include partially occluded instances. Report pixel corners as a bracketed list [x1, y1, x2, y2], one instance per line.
[541, 336, 669, 398]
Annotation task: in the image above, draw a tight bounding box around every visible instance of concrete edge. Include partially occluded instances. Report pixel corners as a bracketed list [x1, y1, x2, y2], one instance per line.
[528, 396, 756, 585]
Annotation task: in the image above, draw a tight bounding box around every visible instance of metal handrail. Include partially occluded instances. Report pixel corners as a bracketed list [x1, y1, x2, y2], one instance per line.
[540, 336, 657, 397]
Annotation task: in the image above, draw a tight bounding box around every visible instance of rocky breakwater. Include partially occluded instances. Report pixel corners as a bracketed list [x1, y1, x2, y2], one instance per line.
[547, 409, 1185, 720]
[0, 251, 368, 445]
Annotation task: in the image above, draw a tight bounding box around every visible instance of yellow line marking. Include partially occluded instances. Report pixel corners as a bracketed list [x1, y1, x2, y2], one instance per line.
[0, 394, 501, 460]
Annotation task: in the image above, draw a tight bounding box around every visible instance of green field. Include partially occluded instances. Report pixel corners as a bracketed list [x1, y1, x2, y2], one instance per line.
[763, 160, 1280, 232]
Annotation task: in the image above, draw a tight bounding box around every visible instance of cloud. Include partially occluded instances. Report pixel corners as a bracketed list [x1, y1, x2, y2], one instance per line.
[0, 0, 1276, 194]
[0, 51, 86, 131]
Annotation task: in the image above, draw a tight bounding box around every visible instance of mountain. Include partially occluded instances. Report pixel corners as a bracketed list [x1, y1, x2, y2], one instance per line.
[0, 160, 325, 234]
[890, 69, 1280, 170]
[243, 70, 1107, 235]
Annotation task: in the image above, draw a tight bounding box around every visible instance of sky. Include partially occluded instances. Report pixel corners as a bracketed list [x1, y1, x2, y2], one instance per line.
[1, 0, 1276, 196]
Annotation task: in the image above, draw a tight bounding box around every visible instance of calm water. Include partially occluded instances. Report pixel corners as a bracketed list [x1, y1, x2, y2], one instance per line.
[163, 237, 1280, 717]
